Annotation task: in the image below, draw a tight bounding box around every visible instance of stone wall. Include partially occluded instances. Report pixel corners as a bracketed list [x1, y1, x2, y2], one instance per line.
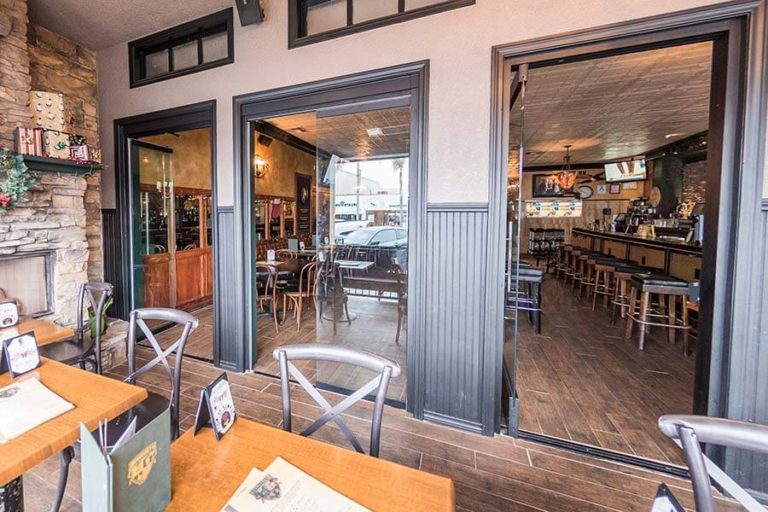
[28, 23, 103, 281]
[0, 0, 33, 148]
[0, 173, 89, 325]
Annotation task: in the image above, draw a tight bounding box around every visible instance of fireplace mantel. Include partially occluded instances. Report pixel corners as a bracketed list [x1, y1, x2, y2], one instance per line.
[23, 155, 103, 175]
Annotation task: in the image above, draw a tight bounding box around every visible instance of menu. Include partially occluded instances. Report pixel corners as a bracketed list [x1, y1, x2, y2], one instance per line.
[0, 377, 74, 443]
[222, 457, 369, 512]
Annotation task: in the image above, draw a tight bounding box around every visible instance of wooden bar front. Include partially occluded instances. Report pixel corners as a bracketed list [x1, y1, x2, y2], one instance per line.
[571, 228, 702, 280]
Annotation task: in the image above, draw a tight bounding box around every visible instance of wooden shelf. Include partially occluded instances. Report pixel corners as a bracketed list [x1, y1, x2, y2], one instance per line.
[22, 155, 103, 175]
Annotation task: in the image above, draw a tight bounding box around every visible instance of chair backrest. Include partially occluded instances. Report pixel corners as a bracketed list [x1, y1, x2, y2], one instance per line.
[76, 282, 114, 374]
[658, 414, 768, 512]
[126, 307, 199, 438]
[255, 263, 278, 302]
[277, 248, 297, 261]
[297, 261, 317, 296]
[272, 344, 401, 457]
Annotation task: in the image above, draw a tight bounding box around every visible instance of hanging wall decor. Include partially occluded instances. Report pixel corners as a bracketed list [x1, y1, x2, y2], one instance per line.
[0, 149, 37, 212]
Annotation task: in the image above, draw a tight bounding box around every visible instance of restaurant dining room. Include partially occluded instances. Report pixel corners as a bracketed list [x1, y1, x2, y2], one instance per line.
[503, 40, 716, 468]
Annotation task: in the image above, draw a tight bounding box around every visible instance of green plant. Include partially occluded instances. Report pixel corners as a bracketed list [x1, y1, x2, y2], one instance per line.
[0, 149, 37, 211]
[88, 296, 114, 339]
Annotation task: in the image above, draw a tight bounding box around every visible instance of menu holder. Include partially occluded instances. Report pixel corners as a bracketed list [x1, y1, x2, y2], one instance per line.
[0, 332, 41, 377]
[0, 300, 19, 328]
[651, 483, 685, 512]
[194, 373, 237, 440]
[81, 408, 171, 512]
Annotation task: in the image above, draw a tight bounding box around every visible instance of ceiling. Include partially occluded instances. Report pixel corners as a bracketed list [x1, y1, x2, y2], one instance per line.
[512, 41, 713, 169]
[266, 107, 411, 160]
[28, 0, 231, 49]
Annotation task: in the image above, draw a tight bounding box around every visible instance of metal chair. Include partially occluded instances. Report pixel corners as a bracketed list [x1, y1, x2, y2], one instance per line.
[658, 415, 768, 512]
[256, 263, 281, 334]
[272, 344, 400, 458]
[52, 307, 197, 512]
[39, 282, 114, 374]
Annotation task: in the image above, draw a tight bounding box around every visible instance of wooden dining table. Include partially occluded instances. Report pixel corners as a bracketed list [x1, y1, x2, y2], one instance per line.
[167, 418, 455, 511]
[0, 359, 147, 498]
[0, 318, 74, 347]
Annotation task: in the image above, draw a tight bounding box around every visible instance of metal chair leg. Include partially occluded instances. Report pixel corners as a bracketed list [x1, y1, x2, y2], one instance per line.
[51, 446, 75, 512]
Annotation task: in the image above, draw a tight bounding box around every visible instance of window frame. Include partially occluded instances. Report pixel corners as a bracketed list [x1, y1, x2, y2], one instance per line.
[288, 0, 475, 48]
[128, 8, 235, 88]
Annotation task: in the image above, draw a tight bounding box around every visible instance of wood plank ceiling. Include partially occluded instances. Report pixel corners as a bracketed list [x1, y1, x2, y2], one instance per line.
[267, 107, 411, 160]
[510, 41, 712, 171]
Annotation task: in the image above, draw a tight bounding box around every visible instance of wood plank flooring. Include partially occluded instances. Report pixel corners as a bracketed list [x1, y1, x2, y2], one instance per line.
[510, 268, 696, 466]
[25, 349, 742, 511]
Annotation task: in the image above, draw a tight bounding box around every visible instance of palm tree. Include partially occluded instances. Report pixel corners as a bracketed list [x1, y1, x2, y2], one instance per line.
[393, 158, 405, 226]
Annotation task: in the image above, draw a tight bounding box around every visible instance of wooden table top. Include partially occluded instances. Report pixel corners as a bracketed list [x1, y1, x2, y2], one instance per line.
[0, 359, 147, 485]
[0, 318, 74, 347]
[167, 419, 455, 511]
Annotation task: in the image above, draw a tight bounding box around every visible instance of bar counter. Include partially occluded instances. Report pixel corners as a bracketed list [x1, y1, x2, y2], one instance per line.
[571, 228, 702, 282]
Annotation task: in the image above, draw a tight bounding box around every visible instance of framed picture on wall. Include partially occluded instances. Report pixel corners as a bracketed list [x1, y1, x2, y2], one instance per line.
[609, 184, 621, 194]
[622, 181, 638, 190]
[596, 184, 607, 195]
[532, 174, 572, 197]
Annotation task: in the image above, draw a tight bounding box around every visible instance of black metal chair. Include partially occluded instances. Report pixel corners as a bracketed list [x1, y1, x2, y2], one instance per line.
[52, 307, 197, 512]
[658, 415, 768, 512]
[273, 344, 400, 458]
[39, 282, 114, 374]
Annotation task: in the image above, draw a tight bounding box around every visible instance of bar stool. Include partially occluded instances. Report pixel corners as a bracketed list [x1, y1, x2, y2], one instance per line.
[583, 254, 617, 298]
[610, 265, 652, 324]
[625, 273, 691, 350]
[572, 249, 591, 291]
[555, 244, 572, 280]
[564, 247, 580, 284]
[591, 258, 619, 310]
[505, 266, 544, 335]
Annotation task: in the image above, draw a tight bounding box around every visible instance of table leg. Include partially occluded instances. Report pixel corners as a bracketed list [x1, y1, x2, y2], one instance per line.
[0, 477, 24, 512]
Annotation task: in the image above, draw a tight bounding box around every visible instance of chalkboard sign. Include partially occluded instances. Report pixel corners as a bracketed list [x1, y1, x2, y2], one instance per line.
[296, 174, 312, 235]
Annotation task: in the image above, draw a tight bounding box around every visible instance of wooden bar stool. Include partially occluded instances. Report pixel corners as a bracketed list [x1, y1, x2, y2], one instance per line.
[591, 258, 618, 310]
[583, 254, 616, 298]
[625, 273, 690, 350]
[565, 247, 581, 285]
[505, 266, 544, 334]
[610, 265, 651, 324]
[555, 244, 572, 280]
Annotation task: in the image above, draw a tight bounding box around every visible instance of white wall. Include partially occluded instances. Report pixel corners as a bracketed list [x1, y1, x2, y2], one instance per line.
[97, 0, 729, 208]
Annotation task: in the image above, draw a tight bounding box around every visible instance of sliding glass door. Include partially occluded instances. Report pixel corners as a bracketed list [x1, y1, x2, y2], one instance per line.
[313, 98, 412, 404]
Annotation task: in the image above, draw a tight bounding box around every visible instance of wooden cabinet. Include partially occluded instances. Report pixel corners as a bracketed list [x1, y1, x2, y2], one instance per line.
[141, 187, 213, 311]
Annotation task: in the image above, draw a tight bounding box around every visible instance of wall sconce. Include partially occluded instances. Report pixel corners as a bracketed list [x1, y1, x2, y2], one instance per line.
[253, 154, 269, 179]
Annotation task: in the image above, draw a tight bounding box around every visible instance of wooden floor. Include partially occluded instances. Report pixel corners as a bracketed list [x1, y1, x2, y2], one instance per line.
[162, 296, 408, 403]
[25, 348, 741, 512]
[510, 268, 695, 466]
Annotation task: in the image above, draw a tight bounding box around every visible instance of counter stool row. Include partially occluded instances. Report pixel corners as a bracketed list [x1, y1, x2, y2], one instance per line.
[554, 244, 692, 354]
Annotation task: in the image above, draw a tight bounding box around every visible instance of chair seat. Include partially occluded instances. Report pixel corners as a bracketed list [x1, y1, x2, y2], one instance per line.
[631, 273, 689, 287]
[615, 265, 653, 275]
[100, 391, 170, 446]
[38, 336, 91, 365]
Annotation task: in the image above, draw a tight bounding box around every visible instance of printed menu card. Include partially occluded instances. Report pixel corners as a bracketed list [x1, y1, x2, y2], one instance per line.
[222, 457, 369, 512]
[0, 377, 73, 443]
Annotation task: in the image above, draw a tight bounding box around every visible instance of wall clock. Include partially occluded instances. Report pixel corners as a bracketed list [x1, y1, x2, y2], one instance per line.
[578, 185, 594, 199]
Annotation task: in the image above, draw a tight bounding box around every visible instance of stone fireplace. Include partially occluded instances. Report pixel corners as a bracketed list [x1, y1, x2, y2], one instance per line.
[0, 171, 93, 325]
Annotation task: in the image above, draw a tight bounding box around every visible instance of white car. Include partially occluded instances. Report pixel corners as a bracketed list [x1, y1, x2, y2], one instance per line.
[334, 221, 372, 243]
[342, 226, 407, 247]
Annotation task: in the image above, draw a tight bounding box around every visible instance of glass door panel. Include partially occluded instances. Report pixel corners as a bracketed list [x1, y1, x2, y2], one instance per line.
[503, 64, 527, 432]
[314, 100, 411, 405]
[130, 141, 174, 309]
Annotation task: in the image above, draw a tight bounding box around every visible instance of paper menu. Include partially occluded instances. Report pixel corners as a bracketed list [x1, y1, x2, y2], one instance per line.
[222, 457, 369, 512]
[0, 377, 74, 443]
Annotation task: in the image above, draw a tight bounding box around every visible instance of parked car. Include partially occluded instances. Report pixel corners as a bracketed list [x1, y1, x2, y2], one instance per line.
[334, 221, 372, 243]
[342, 226, 407, 247]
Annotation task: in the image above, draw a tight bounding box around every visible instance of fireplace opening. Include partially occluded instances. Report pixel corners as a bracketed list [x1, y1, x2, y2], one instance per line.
[0, 251, 54, 317]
